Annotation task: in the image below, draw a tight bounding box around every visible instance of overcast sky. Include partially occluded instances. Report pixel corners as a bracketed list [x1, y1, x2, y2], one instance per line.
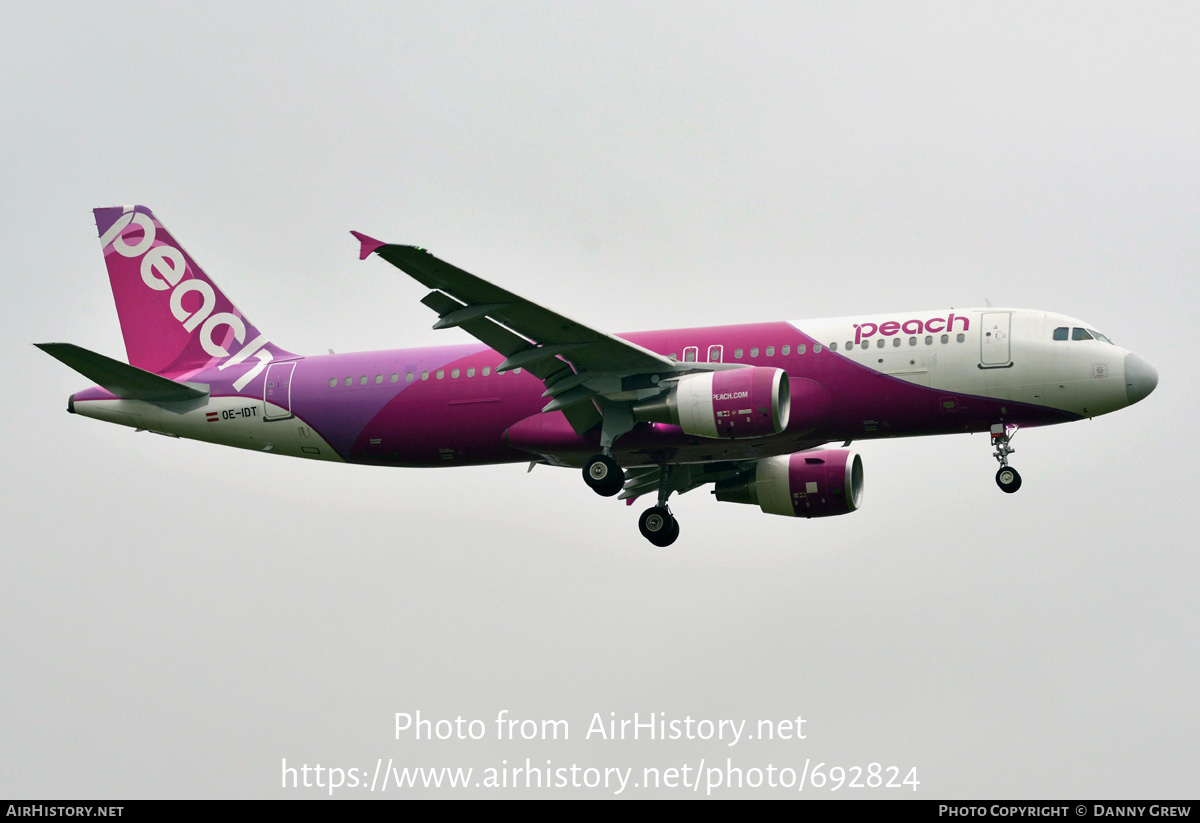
[2, 1, 1197, 798]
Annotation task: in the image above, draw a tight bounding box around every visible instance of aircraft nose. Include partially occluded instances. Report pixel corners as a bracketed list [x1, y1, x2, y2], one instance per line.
[1124, 352, 1158, 405]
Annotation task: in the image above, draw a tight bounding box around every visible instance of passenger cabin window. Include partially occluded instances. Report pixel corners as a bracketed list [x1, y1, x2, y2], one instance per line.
[451, 368, 460, 378]
[798, 344, 806, 354]
[344, 377, 352, 386]
[406, 372, 414, 382]
[956, 333, 965, 343]
[1072, 327, 1094, 341]
[375, 374, 383, 384]
[766, 346, 775, 356]
[467, 367, 475, 377]
[1053, 327, 1069, 341]
[482, 367, 491, 376]
[830, 342, 838, 352]
[329, 378, 337, 388]
[421, 371, 429, 381]
[940, 334, 949, 344]
[782, 345, 790, 356]
[708, 345, 723, 363]
[813, 344, 822, 353]
[734, 348, 743, 359]
[683, 346, 698, 363]
[750, 347, 759, 357]
[390, 373, 398, 383]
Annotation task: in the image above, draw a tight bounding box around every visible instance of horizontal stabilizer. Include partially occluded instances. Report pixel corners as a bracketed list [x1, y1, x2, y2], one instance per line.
[35, 343, 208, 402]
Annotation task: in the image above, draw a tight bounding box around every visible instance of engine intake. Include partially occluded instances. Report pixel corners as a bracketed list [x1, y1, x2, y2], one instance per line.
[633, 367, 790, 439]
[713, 449, 864, 518]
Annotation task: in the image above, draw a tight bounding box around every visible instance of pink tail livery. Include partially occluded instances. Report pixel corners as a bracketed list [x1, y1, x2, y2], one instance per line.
[94, 205, 293, 378]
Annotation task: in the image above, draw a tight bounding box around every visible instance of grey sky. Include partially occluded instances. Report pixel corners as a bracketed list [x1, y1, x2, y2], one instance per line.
[2, 1, 1197, 798]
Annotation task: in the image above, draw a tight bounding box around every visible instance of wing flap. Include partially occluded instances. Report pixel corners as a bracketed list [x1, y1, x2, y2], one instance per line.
[418, 285, 602, 432]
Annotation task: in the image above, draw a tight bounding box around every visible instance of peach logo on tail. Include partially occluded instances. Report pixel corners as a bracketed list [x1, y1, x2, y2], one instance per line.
[99, 209, 272, 390]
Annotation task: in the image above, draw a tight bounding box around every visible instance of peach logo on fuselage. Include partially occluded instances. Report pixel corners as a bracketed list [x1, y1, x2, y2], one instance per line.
[854, 314, 969, 345]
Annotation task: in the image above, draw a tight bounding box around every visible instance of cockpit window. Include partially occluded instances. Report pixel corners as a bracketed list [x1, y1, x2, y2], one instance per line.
[1088, 329, 1113, 344]
[1053, 327, 1068, 341]
[1072, 327, 1093, 341]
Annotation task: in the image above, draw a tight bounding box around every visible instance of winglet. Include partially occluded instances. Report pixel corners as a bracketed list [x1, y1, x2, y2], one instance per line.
[350, 230, 385, 260]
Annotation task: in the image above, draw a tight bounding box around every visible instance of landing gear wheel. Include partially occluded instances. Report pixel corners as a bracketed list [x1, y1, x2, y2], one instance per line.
[995, 466, 1022, 493]
[639, 506, 679, 547]
[583, 454, 623, 497]
[990, 424, 1022, 494]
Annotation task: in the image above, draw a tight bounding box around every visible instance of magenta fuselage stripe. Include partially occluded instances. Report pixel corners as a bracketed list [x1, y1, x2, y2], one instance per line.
[70, 321, 1078, 467]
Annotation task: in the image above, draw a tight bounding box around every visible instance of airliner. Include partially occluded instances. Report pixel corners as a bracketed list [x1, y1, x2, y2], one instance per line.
[38, 206, 1158, 546]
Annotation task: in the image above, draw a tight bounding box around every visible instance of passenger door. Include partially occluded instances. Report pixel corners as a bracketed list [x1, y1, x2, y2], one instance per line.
[980, 312, 1012, 368]
[263, 361, 297, 421]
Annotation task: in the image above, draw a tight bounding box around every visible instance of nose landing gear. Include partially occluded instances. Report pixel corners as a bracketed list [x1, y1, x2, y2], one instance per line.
[995, 465, 1022, 493]
[991, 424, 1022, 493]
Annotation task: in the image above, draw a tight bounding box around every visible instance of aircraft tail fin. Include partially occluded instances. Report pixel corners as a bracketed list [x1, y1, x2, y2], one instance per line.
[93, 205, 294, 377]
[35, 342, 208, 402]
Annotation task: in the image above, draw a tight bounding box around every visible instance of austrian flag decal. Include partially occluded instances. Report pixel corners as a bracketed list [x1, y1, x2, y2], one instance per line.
[206, 412, 219, 422]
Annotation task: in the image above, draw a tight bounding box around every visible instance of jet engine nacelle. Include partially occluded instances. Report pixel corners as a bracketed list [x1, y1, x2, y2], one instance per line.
[633, 367, 790, 439]
[713, 448, 864, 518]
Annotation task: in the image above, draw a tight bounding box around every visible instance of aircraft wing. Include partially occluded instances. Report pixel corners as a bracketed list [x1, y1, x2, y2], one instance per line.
[352, 234, 683, 434]
[354, 236, 674, 373]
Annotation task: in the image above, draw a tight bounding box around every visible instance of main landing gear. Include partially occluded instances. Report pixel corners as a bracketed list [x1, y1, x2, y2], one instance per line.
[637, 463, 681, 547]
[583, 403, 635, 498]
[639, 506, 679, 547]
[583, 453, 682, 547]
[583, 453, 623, 497]
[990, 423, 1022, 493]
